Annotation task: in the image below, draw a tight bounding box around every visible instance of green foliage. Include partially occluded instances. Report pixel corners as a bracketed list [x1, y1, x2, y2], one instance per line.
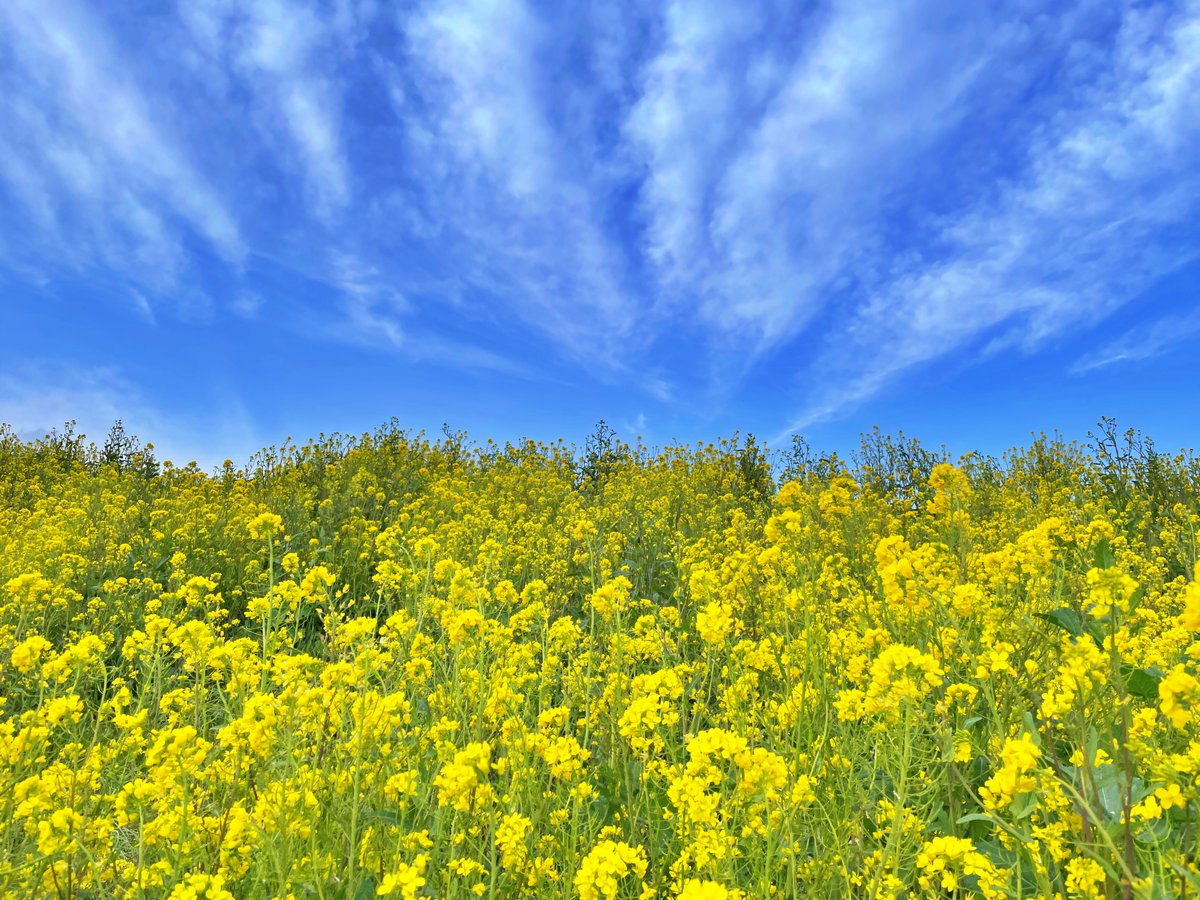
[853, 426, 947, 510]
[577, 419, 625, 491]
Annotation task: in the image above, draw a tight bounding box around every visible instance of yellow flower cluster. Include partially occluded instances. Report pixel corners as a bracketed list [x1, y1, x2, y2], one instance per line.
[915, 835, 1005, 898]
[573, 840, 647, 900]
[834, 643, 943, 723]
[980, 735, 1041, 810]
[2, 425, 1200, 896]
[377, 855, 427, 898]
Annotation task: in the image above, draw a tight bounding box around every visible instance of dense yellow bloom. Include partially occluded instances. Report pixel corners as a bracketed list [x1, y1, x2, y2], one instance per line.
[817, 475, 858, 518]
[1180, 569, 1200, 631]
[620, 667, 685, 754]
[246, 512, 284, 541]
[1160, 665, 1200, 728]
[10, 633, 52, 672]
[3, 425, 1200, 897]
[168, 873, 235, 900]
[1085, 565, 1138, 619]
[915, 835, 1006, 898]
[736, 747, 788, 797]
[836, 643, 943, 722]
[590, 575, 633, 619]
[43, 694, 84, 726]
[377, 856, 428, 898]
[1040, 636, 1107, 720]
[218, 694, 279, 757]
[542, 734, 589, 779]
[219, 805, 258, 876]
[696, 601, 735, 645]
[790, 774, 817, 805]
[573, 840, 647, 900]
[42, 633, 106, 683]
[675, 879, 745, 899]
[980, 735, 1041, 810]
[496, 812, 531, 870]
[435, 742, 494, 811]
[928, 463, 972, 526]
[442, 608, 485, 643]
[1064, 857, 1106, 900]
[37, 807, 85, 855]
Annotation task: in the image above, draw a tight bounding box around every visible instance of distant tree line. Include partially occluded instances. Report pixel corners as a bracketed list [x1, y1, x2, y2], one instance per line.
[0, 419, 158, 478]
[3, 416, 1199, 525]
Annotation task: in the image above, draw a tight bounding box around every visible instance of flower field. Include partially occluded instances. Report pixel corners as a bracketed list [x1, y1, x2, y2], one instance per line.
[3, 423, 1200, 899]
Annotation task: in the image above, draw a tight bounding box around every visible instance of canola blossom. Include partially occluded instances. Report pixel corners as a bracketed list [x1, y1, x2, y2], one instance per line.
[2, 423, 1200, 897]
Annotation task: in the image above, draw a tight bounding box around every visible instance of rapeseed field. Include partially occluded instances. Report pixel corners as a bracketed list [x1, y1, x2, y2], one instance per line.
[3, 421, 1199, 899]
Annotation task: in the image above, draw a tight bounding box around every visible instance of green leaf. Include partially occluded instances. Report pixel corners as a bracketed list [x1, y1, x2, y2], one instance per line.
[1022, 712, 1041, 745]
[1135, 818, 1170, 844]
[955, 813, 996, 825]
[1085, 729, 1100, 772]
[362, 807, 404, 825]
[1093, 538, 1116, 570]
[975, 837, 1019, 869]
[1126, 584, 1148, 616]
[1010, 792, 1039, 820]
[1125, 666, 1164, 699]
[1130, 777, 1152, 805]
[1097, 776, 1123, 820]
[1037, 607, 1084, 637]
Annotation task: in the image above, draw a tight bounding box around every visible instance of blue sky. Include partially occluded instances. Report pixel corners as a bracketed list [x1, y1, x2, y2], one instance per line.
[1, 0, 1198, 468]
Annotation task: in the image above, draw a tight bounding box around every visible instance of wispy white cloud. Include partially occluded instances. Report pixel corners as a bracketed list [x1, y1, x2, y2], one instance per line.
[707, 2, 992, 346]
[0, 365, 138, 445]
[625, 1, 1004, 350]
[780, 0, 1200, 432]
[321, 251, 534, 375]
[329, 251, 410, 348]
[0, 363, 264, 469]
[625, 2, 787, 310]
[1072, 306, 1200, 372]
[129, 291, 157, 325]
[2, 0, 1198, 434]
[396, 0, 643, 367]
[230, 292, 265, 318]
[620, 412, 648, 438]
[177, 0, 353, 216]
[0, 0, 242, 292]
